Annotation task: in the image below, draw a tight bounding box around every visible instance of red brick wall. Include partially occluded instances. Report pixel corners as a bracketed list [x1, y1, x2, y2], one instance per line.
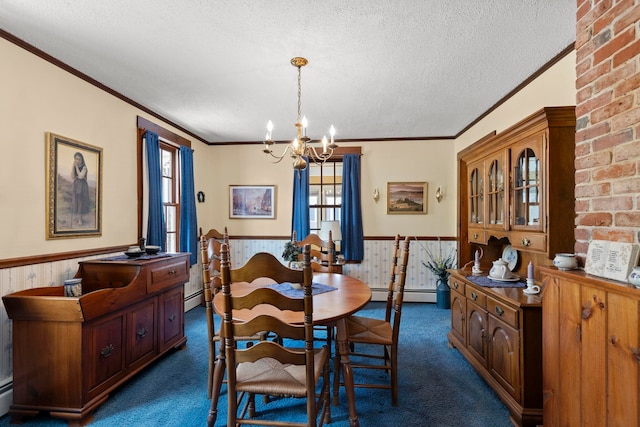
[575, 0, 640, 257]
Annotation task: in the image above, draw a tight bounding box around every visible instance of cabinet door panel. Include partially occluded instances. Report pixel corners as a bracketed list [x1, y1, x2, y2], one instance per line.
[557, 278, 583, 425]
[128, 299, 157, 367]
[86, 315, 125, 396]
[580, 285, 607, 426]
[450, 292, 466, 345]
[159, 287, 184, 351]
[466, 301, 488, 367]
[488, 315, 520, 401]
[607, 292, 640, 426]
[542, 275, 560, 426]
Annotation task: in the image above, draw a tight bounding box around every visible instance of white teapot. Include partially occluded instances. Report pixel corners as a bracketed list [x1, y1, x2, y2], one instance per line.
[489, 258, 513, 279]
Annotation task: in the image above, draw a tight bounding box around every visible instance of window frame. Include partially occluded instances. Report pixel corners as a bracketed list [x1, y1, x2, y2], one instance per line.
[137, 116, 191, 250]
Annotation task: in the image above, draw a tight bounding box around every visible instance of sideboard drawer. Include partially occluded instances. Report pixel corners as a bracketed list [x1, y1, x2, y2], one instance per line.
[509, 231, 546, 252]
[450, 278, 466, 295]
[148, 258, 189, 293]
[487, 297, 519, 329]
[465, 286, 486, 309]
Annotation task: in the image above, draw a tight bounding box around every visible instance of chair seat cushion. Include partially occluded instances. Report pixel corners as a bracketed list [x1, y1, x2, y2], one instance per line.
[236, 347, 329, 396]
[347, 315, 393, 345]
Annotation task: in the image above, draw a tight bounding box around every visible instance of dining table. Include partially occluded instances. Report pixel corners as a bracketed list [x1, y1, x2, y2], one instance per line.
[210, 272, 372, 427]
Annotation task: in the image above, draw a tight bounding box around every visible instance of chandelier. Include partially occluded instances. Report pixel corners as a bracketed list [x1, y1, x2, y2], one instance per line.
[262, 57, 338, 170]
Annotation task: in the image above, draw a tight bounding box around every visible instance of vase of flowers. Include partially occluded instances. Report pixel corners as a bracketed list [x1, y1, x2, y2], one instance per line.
[415, 237, 457, 309]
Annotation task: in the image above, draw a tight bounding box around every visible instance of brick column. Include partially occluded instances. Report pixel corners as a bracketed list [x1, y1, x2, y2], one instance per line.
[575, 0, 640, 257]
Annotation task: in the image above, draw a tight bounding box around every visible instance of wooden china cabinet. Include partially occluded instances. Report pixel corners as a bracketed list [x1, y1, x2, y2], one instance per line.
[452, 107, 576, 427]
[2, 253, 190, 426]
[460, 106, 576, 267]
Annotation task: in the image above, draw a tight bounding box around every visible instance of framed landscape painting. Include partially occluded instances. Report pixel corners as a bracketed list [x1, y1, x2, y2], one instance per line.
[46, 132, 103, 239]
[387, 182, 427, 214]
[229, 185, 276, 219]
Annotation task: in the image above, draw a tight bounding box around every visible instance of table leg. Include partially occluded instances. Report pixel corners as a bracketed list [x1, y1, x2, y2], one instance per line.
[335, 317, 360, 427]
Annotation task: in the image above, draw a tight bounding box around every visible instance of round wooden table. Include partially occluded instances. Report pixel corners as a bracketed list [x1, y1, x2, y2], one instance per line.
[212, 272, 371, 427]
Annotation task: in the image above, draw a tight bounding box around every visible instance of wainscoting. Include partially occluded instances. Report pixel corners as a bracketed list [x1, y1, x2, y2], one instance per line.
[0, 237, 453, 417]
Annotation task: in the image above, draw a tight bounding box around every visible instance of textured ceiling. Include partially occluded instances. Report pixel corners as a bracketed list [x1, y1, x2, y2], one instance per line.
[0, 1, 576, 144]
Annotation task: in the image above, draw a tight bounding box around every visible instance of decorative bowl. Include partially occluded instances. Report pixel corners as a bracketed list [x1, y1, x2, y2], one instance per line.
[125, 251, 144, 258]
[629, 267, 640, 288]
[145, 245, 161, 255]
[553, 253, 578, 270]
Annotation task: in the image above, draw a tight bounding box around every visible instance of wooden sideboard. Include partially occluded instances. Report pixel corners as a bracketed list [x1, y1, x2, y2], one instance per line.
[2, 253, 190, 426]
[448, 270, 543, 427]
[541, 266, 640, 426]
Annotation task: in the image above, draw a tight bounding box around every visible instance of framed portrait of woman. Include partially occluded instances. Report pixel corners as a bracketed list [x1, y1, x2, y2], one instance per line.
[46, 132, 103, 239]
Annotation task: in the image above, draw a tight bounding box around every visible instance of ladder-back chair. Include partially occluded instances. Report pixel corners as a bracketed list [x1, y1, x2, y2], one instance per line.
[334, 234, 411, 406]
[208, 244, 331, 427]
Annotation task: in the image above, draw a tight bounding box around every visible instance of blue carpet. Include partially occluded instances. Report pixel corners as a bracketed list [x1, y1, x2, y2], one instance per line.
[0, 302, 511, 426]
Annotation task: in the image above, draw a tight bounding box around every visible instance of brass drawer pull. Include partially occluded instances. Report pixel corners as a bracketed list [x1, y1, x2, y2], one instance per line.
[100, 344, 114, 358]
[521, 238, 531, 246]
[495, 306, 504, 316]
[137, 327, 147, 338]
[473, 233, 479, 239]
[453, 282, 459, 290]
[168, 313, 176, 322]
[168, 270, 176, 276]
[471, 291, 478, 301]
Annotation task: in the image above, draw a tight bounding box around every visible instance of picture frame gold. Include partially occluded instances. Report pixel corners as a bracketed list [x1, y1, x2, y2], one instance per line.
[387, 181, 428, 214]
[229, 185, 276, 219]
[46, 132, 103, 239]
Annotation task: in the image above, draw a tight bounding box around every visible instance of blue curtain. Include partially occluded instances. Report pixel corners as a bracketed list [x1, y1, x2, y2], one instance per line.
[179, 146, 198, 265]
[144, 130, 167, 250]
[341, 154, 364, 261]
[291, 160, 310, 240]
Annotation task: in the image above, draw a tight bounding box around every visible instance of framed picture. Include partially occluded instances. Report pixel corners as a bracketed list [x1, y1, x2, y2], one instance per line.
[229, 185, 276, 219]
[387, 182, 428, 214]
[46, 132, 103, 239]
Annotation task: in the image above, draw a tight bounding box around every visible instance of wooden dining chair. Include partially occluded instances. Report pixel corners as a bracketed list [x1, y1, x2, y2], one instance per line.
[292, 231, 337, 350]
[292, 231, 335, 273]
[334, 234, 411, 406]
[199, 227, 265, 399]
[210, 244, 331, 427]
[200, 227, 228, 294]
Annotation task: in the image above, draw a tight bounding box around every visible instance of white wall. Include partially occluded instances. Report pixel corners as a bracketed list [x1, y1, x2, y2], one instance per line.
[196, 140, 458, 238]
[0, 37, 206, 260]
[455, 51, 577, 152]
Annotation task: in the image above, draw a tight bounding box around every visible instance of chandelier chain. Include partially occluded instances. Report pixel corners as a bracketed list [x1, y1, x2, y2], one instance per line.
[297, 65, 302, 122]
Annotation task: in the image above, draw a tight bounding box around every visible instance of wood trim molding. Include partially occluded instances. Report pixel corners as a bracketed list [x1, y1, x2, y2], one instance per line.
[0, 245, 130, 269]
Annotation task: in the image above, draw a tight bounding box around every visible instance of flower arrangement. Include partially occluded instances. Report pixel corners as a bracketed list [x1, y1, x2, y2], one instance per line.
[282, 241, 302, 262]
[415, 237, 457, 287]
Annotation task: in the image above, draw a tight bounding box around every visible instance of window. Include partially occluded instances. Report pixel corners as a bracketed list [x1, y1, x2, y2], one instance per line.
[309, 160, 342, 232]
[160, 142, 180, 252]
[137, 116, 191, 253]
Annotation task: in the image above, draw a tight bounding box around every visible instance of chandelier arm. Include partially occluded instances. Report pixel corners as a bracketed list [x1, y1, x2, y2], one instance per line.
[265, 143, 292, 163]
[305, 145, 335, 164]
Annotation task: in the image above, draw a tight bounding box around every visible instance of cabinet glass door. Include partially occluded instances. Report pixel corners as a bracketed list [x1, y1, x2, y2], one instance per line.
[487, 158, 504, 227]
[513, 148, 540, 228]
[469, 164, 483, 225]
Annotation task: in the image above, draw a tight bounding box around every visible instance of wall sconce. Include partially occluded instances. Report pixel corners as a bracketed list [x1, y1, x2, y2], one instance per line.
[373, 187, 380, 202]
[435, 186, 445, 203]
